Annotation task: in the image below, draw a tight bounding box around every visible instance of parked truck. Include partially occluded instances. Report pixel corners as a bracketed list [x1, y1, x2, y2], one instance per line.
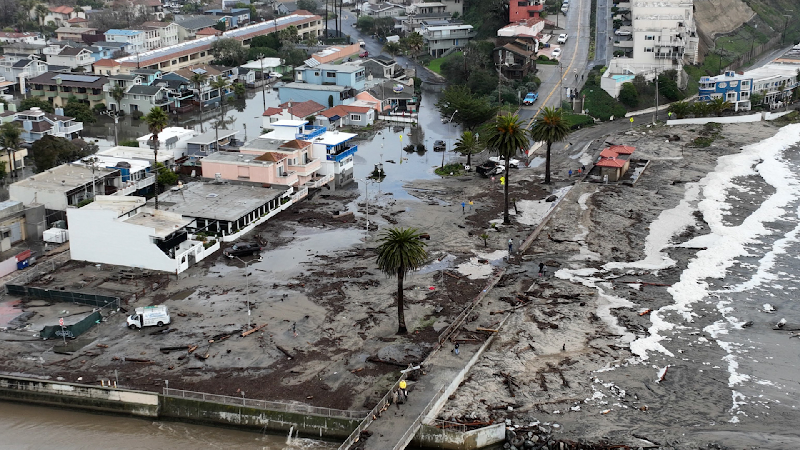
[127, 305, 171, 329]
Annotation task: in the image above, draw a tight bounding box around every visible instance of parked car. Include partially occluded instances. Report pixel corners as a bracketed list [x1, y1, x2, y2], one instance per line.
[359, 50, 369, 58]
[551, 48, 562, 59]
[433, 140, 446, 151]
[268, 71, 282, 78]
[223, 242, 263, 258]
[488, 156, 521, 168]
[614, 29, 632, 36]
[557, 33, 569, 44]
[358, 39, 366, 47]
[476, 160, 504, 177]
[523, 92, 539, 105]
[561, 4, 568, 12]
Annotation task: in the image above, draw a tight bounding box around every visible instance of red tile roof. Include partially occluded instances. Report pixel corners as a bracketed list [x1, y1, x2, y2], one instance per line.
[67, 17, 88, 23]
[607, 145, 635, 155]
[255, 152, 287, 162]
[262, 107, 283, 116]
[49, 5, 74, 14]
[599, 147, 618, 158]
[320, 104, 371, 118]
[196, 27, 222, 36]
[596, 157, 627, 168]
[280, 140, 311, 149]
[278, 100, 326, 119]
[94, 58, 121, 66]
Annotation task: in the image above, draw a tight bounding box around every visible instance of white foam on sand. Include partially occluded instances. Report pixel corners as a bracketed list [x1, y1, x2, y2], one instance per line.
[456, 250, 507, 279]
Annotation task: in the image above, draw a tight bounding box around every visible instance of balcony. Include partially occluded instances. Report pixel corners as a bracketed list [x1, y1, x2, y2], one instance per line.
[288, 157, 321, 176]
[326, 145, 358, 162]
[89, 93, 105, 102]
[296, 125, 327, 140]
[113, 174, 156, 196]
[61, 122, 84, 134]
[30, 89, 45, 96]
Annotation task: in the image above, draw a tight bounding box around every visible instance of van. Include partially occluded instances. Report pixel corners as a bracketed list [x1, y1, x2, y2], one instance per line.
[127, 305, 171, 329]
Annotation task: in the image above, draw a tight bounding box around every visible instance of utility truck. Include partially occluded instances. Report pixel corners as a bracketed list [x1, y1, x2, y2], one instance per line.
[127, 305, 171, 329]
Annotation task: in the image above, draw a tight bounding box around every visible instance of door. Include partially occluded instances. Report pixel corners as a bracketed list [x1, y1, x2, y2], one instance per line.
[9, 222, 21, 244]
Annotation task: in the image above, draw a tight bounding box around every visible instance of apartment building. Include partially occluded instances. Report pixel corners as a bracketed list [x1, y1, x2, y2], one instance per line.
[104, 29, 146, 55]
[698, 64, 800, 111]
[45, 46, 95, 71]
[14, 107, 83, 144]
[28, 72, 108, 109]
[141, 22, 180, 48]
[281, 64, 366, 106]
[419, 20, 476, 57]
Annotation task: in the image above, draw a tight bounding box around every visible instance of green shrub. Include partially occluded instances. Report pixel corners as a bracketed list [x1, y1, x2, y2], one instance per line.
[120, 140, 139, 147]
[618, 82, 638, 108]
[434, 163, 465, 176]
[562, 113, 594, 129]
[581, 86, 627, 120]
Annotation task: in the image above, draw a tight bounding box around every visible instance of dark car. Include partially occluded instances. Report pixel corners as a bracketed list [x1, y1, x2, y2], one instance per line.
[433, 140, 446, 151]
[223, 242, 263, 258]
[475, 160, 503, 177]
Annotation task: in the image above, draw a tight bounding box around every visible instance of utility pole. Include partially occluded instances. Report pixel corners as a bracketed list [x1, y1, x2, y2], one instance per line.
[653, 70, 659, 124]
[559, 63, 563, 107]
[259, 54, 266, 112]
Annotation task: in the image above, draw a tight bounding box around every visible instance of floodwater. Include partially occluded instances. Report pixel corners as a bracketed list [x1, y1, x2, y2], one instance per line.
[0, 401, 336, 449]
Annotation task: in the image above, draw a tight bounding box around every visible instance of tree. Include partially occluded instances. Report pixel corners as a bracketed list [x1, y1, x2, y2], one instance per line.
[692, 101, 710, 117]
[328, 94, 334, 108]
[405, 32, 424, 60]
[64, 97, 96, 123]
[19, 97, 54, 113]
[436, 85, 499, 130]
[750, 92, 764, 108]
[1, 122, 21, 178]
[375, 227, 428, 334]
[190, 72, 209, 131]
[0, 161, 6, 181]
[484, 114, 531, 224]
[144, 107, 169, 210]
[247, 46, 279, 61]
[383, 41, 402, 57]
[454, 130, 481, 167]
[250, 34, 282, 50]
[618, 82, 638, 108]
[708, 97, 732, 117]
[356, 16, 375, 33]
[658, 72, 684, 102]
[31, 136, 82, 172]
[529, 107, 569, 186]
[374, 17, 395, 38]
[155, 162, 178, 187]
[297, 0, 318, 12]
[210, 38, 247, 66]
[667, 100, 691, 119]
[110, 85, 126, 111]
[233, 82, 246, 99]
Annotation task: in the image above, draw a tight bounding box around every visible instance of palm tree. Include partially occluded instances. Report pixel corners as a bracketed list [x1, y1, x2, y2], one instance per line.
[1, 122, 22, 179]
[529, 107, 569, 186]
[34, 3, 48, 31]
[709, 97, 732, 117]
[110, 85, 125, 111]
[667, 100, 691, 119]
[190, 72, 209, 131]
[484, 114, 531, 224]
[144, 107, 169, 210]
[454, 130, 481, 168]
[210, 75, 230, 151]
[405, 32, 424, 60]
[383, 41, 402, 57]
[375, 227, 428, 334]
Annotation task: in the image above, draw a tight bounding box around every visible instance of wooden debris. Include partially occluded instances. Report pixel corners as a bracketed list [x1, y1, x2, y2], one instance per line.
[276, 345, 294, 359]
[444, 271, 461, 279]
[476, 327, 499, 333]
[194, 353, 209, 361]
[366, 356, 407, 367]
[639, 309, 652, 316]
[124, 357, 152, 363]
[160, 346, 190, 354]
[350, 368, 364, 373]
[241, 323, 267, 337]
[188, 345, 198, 354]
[96, 344, 109, 348]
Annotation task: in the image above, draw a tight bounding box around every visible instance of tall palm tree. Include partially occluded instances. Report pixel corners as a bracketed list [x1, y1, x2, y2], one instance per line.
[1, 122, 21, 179]
[484, 114, 531, 224]
[210, 75, 230, 151]
[406, 32, 424, 60]
[110, 85, 125, 111]
[529, 107, 569, 186]
[376, 227, 428, 335]
[383, 41, 402, 57]
[190, 72, 209, 132]
[454, 130, 481, 168]
[34, 3, 48, 30]
[144, 107, 169, 210]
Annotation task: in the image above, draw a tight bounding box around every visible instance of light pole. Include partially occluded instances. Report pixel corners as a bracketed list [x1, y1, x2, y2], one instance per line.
[232, 255, 259, 328]
[259, 53, 267, 112]
[359, 178, 375, 234]
[559, 63, 563, 106]
[102, 109, 120, 146]
[653, 69, 659, 125]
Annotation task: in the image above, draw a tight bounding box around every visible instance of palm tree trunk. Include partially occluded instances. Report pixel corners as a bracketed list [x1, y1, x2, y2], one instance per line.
[503, 158, 510, 224]
[466, 152, 472, 167]
[396, 269, 407, 334]
[153, 139, 160, 210]
[544, 141, 552, 184]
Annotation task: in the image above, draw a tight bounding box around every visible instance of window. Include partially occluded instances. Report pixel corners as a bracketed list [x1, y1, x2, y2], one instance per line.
[314, 71, 320, 76]
[730, 81, 738, 87]
[644, 47, 654, 52]
[645, 35, 655, 40]
[351, 114, 362, 121]
[326, 72, 337, 78]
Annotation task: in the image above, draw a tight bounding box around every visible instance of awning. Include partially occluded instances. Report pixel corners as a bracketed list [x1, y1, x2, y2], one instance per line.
[328, 114, 341, 122]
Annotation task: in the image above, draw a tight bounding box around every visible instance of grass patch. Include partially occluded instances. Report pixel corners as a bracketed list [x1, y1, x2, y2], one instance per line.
[690, 122, 723, 148]
[428, 52, 462, 74]
[582, 86, 627, 120]
[774, 110, 800, 125]
[563, 113, 594, 129]
[435, 163, 466, 176]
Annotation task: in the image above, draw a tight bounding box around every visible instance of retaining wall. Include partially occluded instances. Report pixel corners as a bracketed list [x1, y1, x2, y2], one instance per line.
[416, 423, 506, 450]
[0, 375, 159, 417]
[159, 396, 359, 439]
[666, 110, 793, 126]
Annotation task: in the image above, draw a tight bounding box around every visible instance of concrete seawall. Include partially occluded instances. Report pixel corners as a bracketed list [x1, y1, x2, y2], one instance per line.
[0, 374, 358, 441]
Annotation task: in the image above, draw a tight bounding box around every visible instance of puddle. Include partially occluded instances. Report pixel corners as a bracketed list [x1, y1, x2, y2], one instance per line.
[418, 254, 457, 274]
[0, 299, 22, 328]
[250, 227, 364, 277]
[456, 250, 508, 279]
[169, 289, 195, 300]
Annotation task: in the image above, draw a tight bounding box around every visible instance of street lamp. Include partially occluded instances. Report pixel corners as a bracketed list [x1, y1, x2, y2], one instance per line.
[358, 178, 375, 234]
[232, 255, 261, 328]
[101, 109, 121, 146]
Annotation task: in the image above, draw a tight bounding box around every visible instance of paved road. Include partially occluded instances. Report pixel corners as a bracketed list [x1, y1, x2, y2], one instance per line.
[518, 0, 592, 126]
[594, 0, 613, 66]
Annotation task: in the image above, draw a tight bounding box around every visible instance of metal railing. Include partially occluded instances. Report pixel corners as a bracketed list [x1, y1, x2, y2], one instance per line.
[162, 387, 368, 419]
[390, 384, 447, 450]
[114, 175, 156, 196]
[436, 269, 505, 346]
[3, 250, 71, 290]
[337, 372, 410, 450]
[429, 418, 467, 433]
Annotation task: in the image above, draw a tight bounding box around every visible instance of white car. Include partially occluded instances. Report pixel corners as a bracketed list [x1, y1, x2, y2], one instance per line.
[551, 48, 562, 59]
[557, 33, 568, 44]
[488, 156, 521, 168]
[561, 5, 569, 12]
[614, 29, 632, 36]
[269, 72, 283, 78]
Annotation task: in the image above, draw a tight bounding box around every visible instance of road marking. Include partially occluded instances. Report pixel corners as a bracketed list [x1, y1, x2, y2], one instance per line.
[528, 0, 586, 127]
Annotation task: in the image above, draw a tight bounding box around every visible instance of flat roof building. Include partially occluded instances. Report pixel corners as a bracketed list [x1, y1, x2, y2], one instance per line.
[9, 163, 121, 211]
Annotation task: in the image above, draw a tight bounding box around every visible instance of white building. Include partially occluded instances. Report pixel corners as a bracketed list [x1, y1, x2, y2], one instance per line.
[602, 0, 699, 97]
[104, 29, 146, 55]
[261, 120, 357, 187]
[67, 196, 215, 274]
[45, 46, 95, 71]
[136, 127, 198, 159]
[419, 21, 476, 57]
[9, 164, 121, 211]
[0, 32, 46, 45]
[141, 22, 180, 48]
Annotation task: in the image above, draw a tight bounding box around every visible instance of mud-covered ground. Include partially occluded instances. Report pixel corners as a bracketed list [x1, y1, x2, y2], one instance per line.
[439, 121, 800, 449]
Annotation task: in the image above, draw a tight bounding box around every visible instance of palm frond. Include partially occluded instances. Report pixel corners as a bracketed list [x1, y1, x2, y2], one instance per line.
[375, 227, 428, 277]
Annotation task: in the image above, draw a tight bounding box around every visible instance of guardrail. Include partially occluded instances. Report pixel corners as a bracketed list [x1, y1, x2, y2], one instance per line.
[390, 384, 447, 450]
[428, 418, 467, 433]
[162, 387, 368, 419]
[337, 372, 410, 450]
[114, 175, 156, 197]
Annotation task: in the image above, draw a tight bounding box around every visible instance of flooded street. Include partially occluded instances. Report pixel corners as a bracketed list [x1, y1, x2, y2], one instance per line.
[0, 401, 336, 449]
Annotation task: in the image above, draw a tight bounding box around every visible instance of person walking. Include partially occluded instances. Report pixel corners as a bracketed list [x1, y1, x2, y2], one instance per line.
[399, 380, 408, 399]
[454, 343, 460, 356]
[461, 201, 466, 214]
[538, 262, 545, 277]
[508, 239, 513, 253]
[392, 389, 399, 408]
[469, 200, 473, 211]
